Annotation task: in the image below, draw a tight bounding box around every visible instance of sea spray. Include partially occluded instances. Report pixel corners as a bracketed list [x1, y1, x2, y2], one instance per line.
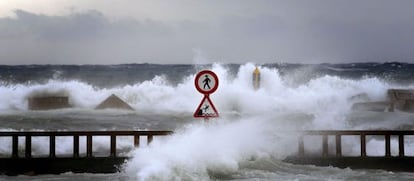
[0, 63, 414, 180]
[124, 118, 297, 180]
[0, 63, 407, 129]
[0, 63, 395, 120]
[0, 63, 412, 168]
[121, 63, 411, 180]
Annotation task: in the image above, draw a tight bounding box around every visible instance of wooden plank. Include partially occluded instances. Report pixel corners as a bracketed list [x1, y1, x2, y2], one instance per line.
[303, 130, 414, 136]
[0, 130, 173, 137]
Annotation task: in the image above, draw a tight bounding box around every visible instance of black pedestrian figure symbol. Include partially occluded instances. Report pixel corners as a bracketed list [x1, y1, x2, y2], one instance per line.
[203, 75, 211, 89]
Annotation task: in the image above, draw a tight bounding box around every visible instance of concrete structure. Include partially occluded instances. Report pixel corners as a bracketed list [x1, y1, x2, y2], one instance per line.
[28, 96, 71, 110]
[351, 89, 414, 112]
[388, 89, 414, 112]
[351, 101, 391, 112]
[95, 94, 134, 110]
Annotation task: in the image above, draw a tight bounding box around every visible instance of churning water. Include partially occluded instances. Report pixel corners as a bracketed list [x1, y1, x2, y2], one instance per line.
[1, 62, 414, 180]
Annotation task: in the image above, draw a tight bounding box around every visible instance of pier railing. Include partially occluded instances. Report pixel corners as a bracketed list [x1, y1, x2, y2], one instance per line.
[3, 130, 410, 159]
[3, 130, 414, 174]
[0, 131, 173, 159]
[297, 130, 411, 157]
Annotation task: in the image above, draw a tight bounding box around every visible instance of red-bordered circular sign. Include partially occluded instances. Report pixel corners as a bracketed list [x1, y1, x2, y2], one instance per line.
[195, 70, 219, 94]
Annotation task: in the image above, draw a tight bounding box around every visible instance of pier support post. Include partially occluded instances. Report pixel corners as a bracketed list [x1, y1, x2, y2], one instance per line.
[360, 134, 366, 157]
[385, 134, 391, 157]
[299, 135, 304, 157]
[110, 135, 116, 157]
[336, 135, 342, 157]
[12, 135, 18, 158]
[134, 135, 140, 147]
[322, 135, 328, 157]
[50, 135, 56, 158]
[87, 135, 93, 157]
[73, 135, 79, 158]
[399, 135, 405, 157]
[147, 135, 153, 145]
[25, 136, 31, 158]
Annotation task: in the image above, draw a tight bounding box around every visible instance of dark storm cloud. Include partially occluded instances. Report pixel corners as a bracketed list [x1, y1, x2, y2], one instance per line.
[1, 2, 414, 65]
[0, 10, 179, 64]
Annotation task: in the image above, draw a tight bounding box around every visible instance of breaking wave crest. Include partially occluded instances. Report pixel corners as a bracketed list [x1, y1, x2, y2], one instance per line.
[2, 63, 414, 180]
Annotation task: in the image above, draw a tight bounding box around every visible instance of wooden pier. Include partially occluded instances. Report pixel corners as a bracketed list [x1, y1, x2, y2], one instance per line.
[0, 130, 172, 175]
[3, 130, 414, 175]
[284, 130, 414, 172]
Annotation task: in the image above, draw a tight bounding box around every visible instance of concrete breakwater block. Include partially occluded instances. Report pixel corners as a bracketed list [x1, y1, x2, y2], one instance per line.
[388, 89, 414, 112]
[28, 96, 71, 110]
[351, 101, 391, 112]
[389, 89, 414, 100]
[95, 94, 134, 110]
[351, 89, 414, 112]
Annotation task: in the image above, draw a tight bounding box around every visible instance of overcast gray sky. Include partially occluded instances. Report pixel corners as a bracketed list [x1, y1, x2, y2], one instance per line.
[0, 0, 413, 65]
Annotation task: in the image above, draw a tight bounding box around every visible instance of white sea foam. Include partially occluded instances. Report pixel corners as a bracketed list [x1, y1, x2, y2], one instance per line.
[0, 63, 397, 119]
[120, 63, 414, 180]
[124, 118, 296, 180]
[1, 63, 414, 180]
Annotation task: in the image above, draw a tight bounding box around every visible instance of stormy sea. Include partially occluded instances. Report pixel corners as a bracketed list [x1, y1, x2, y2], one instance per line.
[1, 62, 414, 180]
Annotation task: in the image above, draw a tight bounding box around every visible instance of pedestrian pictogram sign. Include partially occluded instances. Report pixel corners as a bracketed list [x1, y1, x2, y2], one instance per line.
[194, 70, 219, 119]
[195, 70, 219, 94]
